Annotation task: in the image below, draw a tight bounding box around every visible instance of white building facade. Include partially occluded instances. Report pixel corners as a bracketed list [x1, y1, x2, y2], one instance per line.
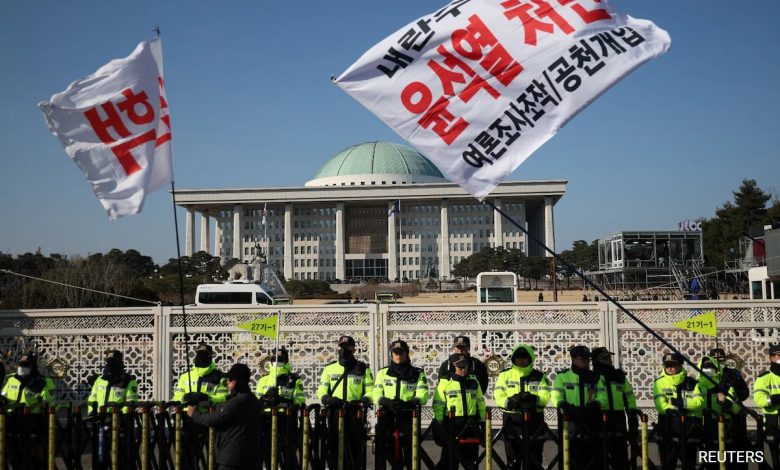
[175, 142, 566, 282]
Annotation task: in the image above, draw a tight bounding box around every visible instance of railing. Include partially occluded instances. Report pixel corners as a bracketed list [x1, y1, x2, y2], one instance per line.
[0, 401, 775, 469]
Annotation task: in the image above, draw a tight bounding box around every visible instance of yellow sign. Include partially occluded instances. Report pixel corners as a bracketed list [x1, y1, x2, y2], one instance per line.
[237, 315, 279, 338]
[674, 311, 717, 337]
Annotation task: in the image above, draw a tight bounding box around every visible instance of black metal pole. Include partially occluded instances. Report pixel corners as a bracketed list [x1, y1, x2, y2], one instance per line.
[484, 200, 744, 409]
[170, 181, 192, 395]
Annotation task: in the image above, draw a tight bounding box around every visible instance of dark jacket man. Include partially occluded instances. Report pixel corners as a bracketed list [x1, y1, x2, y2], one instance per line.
[189, 363, 262, 470]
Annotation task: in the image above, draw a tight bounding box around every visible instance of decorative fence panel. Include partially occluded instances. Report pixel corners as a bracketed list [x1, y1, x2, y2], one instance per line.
[0, 307, 160, 402]
[163, 305, 377, 402]
[1, 300, 778, 426]
[611, 300, 780, 422]
[378, 302, 605, 423]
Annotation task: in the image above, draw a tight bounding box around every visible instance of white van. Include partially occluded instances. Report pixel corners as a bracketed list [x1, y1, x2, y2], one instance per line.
[195, 282, 277, 306]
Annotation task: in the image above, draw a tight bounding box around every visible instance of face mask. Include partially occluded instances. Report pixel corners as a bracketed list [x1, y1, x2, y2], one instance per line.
[104, 358, 122, 378]
[338, 349, 354, 361]
[17, 367, 31, 377]
[194, 353, 211, 368]
[702, 368, 717, 377]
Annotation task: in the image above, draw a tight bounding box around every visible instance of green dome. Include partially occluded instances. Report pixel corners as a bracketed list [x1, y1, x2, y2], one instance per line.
[306, 141, 446, 187]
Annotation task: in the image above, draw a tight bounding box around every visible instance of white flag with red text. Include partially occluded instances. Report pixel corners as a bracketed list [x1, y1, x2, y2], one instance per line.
[335, 0, 670, 199]
[39, 37, 173, 219]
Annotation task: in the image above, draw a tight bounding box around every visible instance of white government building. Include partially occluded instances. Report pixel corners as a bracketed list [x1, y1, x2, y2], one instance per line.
[175, 141, 566, 282]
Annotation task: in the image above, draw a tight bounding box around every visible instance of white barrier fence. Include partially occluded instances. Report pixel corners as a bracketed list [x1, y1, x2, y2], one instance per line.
[1, 300, 778, 424]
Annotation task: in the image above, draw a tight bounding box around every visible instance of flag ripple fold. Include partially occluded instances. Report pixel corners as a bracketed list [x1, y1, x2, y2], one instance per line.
[39, 37, 173, 219]
[335, 0, 670, 199]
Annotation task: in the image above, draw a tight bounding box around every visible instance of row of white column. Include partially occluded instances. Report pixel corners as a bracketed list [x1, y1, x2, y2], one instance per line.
[183, 198, 554, 281]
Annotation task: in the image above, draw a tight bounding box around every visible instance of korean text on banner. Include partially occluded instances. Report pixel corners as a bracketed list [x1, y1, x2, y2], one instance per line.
[238, 316, 280, 339]
[674, 311, 718, 337]
[335, 0, 670, 200]
[38, 37, 173, 219]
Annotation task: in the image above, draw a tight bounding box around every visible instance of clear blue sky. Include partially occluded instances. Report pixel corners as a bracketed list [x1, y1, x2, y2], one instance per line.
[1, 1, 778, 264]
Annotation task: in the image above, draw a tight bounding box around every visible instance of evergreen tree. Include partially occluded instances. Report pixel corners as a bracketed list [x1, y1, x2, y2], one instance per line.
[702, 179, 772, 268]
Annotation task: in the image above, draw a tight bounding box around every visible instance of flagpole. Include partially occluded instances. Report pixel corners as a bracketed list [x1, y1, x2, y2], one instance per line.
[157, 25, 193, 398]
[484, 200, 747, 412]
[398, 199, 403, 290]
[170, 180, 193, 396]
[273, 311, 280, 387]
[153, 26, 193, 399]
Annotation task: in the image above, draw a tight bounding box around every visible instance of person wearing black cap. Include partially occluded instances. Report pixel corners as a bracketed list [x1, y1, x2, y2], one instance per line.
[551, 345, 607, 470]
[1, 351, 56, 469]
[87, 350, 139, 470]
[372, 339, 429, 469]
[432, 353, 486, 469]
[1, 351, 55, 413]
[172, 341, 228, 469]
[437, 335, 489, 395]
[652, 351, 704, 470]
[255, 347, 305, 470]
[256, 347, 305, 406]
[316, 335, 374, 469]
[172, 341, 228, 406]
[696, 354, 746, 469]
[87, 350, 139, 413]
[708, 347, 749, 403]
[753, 343, 780, 468]
[188, 363, 262, 470]
[494, 343, 551, 470]
[590, 347, 638, 469]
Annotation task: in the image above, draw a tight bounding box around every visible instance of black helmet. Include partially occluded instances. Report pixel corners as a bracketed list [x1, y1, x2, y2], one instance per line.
[569, 345, 590, 359]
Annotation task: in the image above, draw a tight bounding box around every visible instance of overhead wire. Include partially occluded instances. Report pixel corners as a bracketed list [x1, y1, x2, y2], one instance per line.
[0, 268, 160, 306]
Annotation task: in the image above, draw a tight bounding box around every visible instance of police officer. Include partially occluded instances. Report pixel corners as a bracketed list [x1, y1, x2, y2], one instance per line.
[173, 341, 228, 469]
[653, 352, 703, 470]
[88, 350, 139, 412]
[1, 352, 55, 470]
[373, 339, 429, 469]
[551, 345, 606, 470]
[1, 351, 55, 412]
[591, 347, 638, 469]
[172, 341, 228, 405]
[87, 350, 139, 470]
[708, 348, 749, 402]
[256, 346, 305, 406]
[438, 335, 489, 396]
[317, 335, 374, 469]
[432, 353, 486, 470]
[753, 343, 780, 468]
[494, 344, 550, 470]
[697, 355, 743, 469]
[256, 346, 305, 469]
